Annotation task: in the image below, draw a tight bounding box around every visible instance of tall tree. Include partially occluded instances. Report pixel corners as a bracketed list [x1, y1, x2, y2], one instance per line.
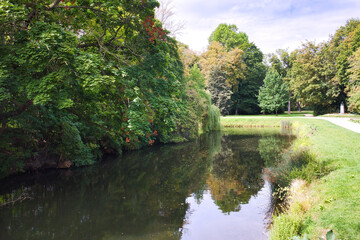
[258, 69, 288, 115]
[328, 19, 360, 107]
[266, 49, 295, 113]
[209, 23, 249, 50]
[347, 47, 360, 113]
[207, 66, 233, 115]
[231, 42, 266, 114]
[288, 41, 339, 115]
[199, 41, 246, 88]
[208, 23, 266, 115]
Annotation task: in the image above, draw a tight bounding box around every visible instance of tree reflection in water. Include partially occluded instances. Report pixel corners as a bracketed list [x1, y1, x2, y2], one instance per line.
[207, 131, 291, 214]
[0, 129, 293, 240]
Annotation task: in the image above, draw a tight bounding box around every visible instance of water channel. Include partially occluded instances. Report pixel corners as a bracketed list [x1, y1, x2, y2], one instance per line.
[0, 128, 293, 240]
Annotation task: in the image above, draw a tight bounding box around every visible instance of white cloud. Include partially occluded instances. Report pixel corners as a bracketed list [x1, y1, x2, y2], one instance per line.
[165, 0, 360, 54]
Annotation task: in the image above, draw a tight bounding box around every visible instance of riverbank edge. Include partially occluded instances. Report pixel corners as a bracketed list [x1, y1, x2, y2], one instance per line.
[221, 117, 360, 240]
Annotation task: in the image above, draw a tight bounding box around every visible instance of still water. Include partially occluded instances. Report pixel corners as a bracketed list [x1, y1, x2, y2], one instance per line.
[0, 128, 293, 240]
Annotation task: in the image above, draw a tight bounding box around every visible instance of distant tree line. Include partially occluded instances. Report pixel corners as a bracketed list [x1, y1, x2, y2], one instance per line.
[200, 20, 360, 116]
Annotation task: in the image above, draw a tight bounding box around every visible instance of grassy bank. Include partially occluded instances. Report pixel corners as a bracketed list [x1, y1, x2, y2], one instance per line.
[221, 117, 360, 240]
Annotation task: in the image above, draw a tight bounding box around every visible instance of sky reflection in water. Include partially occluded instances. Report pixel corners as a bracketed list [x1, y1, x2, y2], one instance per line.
[0, 128, 293, 240]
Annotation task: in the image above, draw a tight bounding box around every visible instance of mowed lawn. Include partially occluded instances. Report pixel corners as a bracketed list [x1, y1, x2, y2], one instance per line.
[221, 116, 360, 239]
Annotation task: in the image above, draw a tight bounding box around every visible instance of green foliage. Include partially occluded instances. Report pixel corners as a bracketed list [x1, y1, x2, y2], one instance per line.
[202, 104, 221, 132]
[203, 24, 258, 115]
[270, 213, 303, 240]
[265, 123, 328, 193]
[258, 68, 288, 115]
[208, 23, 249, 50]
[207, 66, 233, 115]
[206, 24, 266, 115]
[288, 42, 339, 113]
[231, 42, 267, 114]
[331, 19, 360, 92]
[182, 64, 220, 135]
[287, 19, 360, 114]
[348, 47, 360, 113]
[0, 0, 212, 177]
[58, 118, 95, 166]
[268, 147, 316, 188]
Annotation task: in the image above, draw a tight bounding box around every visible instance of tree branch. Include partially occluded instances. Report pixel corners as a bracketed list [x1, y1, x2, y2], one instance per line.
[47, 0, 62, 10]
[53, 5, 104, 13]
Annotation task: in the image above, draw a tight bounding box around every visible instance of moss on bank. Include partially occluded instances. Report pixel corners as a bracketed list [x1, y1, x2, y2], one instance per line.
[221, 117, 360, 240]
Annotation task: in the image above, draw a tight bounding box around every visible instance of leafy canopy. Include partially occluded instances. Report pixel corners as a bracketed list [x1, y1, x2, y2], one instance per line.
[258, 68, 288, 115]
[209, 23, 249, 50]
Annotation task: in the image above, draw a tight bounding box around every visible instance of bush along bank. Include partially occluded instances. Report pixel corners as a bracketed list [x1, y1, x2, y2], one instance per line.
[265, 121, 328, 239]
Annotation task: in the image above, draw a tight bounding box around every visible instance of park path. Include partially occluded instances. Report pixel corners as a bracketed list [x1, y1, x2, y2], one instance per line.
[314, 117, 360, 134]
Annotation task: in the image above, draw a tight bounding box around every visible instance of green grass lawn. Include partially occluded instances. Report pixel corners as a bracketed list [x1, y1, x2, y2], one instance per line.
[223, 110, 313, 118]
[221, 117, 360, 240]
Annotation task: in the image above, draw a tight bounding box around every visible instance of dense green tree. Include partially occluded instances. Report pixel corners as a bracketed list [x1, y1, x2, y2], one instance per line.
[182, 64, 220, 135]
[266, 49, 297, 113]
[288, 19, 360, 114]
[0, 0, 213, 177]
[348, 47, 360, 112]
[285, 19, 360, 114]
[231, 42, 266, 114]
[288, 42, 339, 115]
[329, 19, 360, 101]
[208, 23, 249, 50]
[207, 24, 267, 115]
[258, 68, 288, 115]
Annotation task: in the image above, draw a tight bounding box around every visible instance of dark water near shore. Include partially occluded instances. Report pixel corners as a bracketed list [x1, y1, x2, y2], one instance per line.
[0, 128, 293, 240]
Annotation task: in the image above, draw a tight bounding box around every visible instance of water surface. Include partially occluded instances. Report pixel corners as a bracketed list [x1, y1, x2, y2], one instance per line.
[0, 128, 293, 240]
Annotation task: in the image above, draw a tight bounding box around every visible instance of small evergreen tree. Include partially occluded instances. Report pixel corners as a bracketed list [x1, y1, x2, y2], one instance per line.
[258, 69, 288, 115]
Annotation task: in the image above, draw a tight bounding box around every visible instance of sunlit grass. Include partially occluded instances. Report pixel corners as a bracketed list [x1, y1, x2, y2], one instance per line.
[221, 117, 360, 239]
[223, 110, 313, 118]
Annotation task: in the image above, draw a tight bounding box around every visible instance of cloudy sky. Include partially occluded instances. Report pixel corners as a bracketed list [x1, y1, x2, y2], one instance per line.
[163, 0, 360, 54]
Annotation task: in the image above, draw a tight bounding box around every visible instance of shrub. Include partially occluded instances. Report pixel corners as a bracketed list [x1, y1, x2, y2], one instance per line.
[268, 146, 317, 189]
[270, 213, 303, 240]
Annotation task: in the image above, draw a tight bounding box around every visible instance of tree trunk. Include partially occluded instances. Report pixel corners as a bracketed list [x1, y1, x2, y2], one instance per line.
[235, 108, 238, 115]
[297, 101, 302, 112]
